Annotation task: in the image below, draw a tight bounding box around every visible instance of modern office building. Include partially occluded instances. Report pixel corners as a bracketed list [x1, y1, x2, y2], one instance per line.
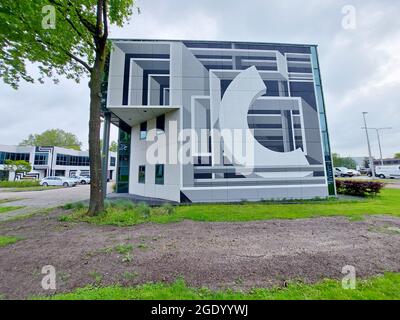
[103, 39, 335, 202]
[0, 145, 117, 181]
[373, 158, 400, 166]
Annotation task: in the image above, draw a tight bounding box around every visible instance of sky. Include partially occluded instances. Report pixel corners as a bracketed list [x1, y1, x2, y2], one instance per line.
[1, 0, 399, 158]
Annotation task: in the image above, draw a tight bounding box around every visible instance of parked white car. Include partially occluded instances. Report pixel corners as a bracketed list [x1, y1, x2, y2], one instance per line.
[40, 176, 77, 187]
[70, 175, 91, 184]
[334, 167, 354, 177]
[347, 169, 361, 176]
[375, 165, 400, 179]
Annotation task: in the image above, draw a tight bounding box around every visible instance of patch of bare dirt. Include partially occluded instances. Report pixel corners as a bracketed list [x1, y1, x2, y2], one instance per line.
[0, 210, 400, 299]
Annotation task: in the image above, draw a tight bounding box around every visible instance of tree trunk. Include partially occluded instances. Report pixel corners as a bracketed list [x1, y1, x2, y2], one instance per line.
[87, 53, 106, 216]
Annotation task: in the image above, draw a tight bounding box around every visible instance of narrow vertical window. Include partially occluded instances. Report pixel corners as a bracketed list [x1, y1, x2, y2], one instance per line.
[138, 165, 146, 184]
[156, 114, 165, 134]
[140, 121, 147, 140]
[155, 164, 164, 185]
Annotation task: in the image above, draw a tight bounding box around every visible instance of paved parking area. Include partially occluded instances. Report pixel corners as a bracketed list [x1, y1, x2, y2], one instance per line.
[0, 184, 113, 221]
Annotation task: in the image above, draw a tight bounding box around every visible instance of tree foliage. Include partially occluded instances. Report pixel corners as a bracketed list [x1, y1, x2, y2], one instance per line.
[0, 0, 135, 88]
[20, 129, 82, 150]
[394, 153, 400, 159]
[100, 139, 118, 152]
[0, 0, 136, 215]
[3, 160, 32, 181]
[109, 141, 118, 152]
[332, 153, 357, 169]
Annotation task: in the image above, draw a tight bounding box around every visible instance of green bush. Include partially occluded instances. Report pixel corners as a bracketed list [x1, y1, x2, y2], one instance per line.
[105, 199, 135, 210]
[160, 203, 175, 215]
[336, 180, 385, 197]
[63, 202, 86, 210]
[0, 180, 40, 188]
[151, 203, 176, 216]
[136, 202, 150, 218]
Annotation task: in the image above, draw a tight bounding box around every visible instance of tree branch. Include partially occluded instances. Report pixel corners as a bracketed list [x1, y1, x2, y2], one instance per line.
[65, 16, 96, 50]
[48, 0, 97, 35]
[48, 0, 95, 50]
[36, 37, 92, 72]
[64, 51, 93, 72]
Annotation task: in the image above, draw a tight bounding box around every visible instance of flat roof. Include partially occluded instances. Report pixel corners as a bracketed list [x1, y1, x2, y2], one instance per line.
[109, 38, 318, 48]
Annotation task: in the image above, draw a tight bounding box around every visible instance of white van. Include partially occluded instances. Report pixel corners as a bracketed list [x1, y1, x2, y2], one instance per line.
[375, 165, 400, 179]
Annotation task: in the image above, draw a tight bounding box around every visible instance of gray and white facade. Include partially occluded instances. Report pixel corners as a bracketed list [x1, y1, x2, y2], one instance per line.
[0, 145, 117, 181]
[105, 39, 335, 202]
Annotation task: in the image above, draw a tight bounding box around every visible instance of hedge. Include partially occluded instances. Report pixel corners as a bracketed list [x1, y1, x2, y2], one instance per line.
[335, 180, 385, 197]
[0, 180, 40, 188]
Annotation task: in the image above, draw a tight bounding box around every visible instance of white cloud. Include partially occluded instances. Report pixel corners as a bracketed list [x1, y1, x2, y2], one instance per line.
[0, 0, 399, 158]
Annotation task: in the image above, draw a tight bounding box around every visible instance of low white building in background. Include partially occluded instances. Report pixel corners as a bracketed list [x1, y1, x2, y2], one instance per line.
[0, 145, 117, 181]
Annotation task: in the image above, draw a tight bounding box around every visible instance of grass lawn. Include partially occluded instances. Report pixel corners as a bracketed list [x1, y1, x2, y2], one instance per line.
[0, 206, 23, 214]
[0, 180, 57, 192]
[0, 180, 40, 188]
[60, 189, 400, 227]
[36, 272, 400, 300]
[0, 198, 20, 204]
[0, 235, 21, 247]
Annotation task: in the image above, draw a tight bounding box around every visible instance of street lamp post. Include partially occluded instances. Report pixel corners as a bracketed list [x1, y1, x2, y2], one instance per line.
[362, 112, 376, 179]
[373, 127, 392, 166]
[361, 126, 392, 166]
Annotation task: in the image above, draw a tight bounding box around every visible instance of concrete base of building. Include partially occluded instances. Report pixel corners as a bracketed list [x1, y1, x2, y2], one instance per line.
[180, 185, 329, 203]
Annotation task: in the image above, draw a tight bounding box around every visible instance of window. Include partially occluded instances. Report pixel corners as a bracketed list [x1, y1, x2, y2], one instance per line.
[34, 153, 49, 165]
[0, 151, 30, 164]
[156, 114, 165, 134]
[110, 157, 116, 167]
[56, 154, 90, 166]
[155, 164, 164, 185]
[117, 129, 131, 193]
[140, 121, 147, 140]
[138, 165, 146, 184]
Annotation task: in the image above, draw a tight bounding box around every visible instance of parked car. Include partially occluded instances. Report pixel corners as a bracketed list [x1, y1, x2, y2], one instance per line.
[40, 176, 77, 187]
[334, 167, 354, 177]
[70, 175, 91, 184]
[347, 169, 361, 176]
[375, 165, 400, 179]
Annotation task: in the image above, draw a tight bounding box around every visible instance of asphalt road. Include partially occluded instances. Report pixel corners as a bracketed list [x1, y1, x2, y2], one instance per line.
[0, 183, 113, 221]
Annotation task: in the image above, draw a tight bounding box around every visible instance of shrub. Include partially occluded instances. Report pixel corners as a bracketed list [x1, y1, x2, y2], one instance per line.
[63, 202, 86, 210]
[0, 180, 40, 188]
[336, 180, 385, 197]
[106, 199, 135, 210]
[160, 203, 175, 215]
[151, 203, 176, 216]
[136, 202, 150, 218]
